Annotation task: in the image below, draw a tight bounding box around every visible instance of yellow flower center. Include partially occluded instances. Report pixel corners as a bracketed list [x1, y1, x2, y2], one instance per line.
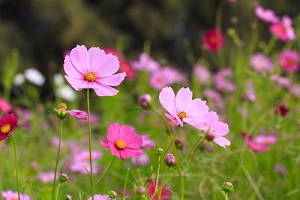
[177, 112, 187, 119]
[115, 140, 126, 150]
[1, 124, 11, 134]
[85, 72, 96, 82]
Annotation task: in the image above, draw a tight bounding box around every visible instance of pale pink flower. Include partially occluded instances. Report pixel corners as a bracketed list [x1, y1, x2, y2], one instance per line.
[203, 89, 224, 110]
[73, 150, 102, 162]
[278, 50, 299, 72]
[290, 84, 300, 97]
[64, 45, 126, 96]
[0, 98, 13, 113]
[193, 64, 211, 84]
[159, 87, 210, 128]
[2, 190, 31, 200]
[141, 135, 155, 148]
[38, 171, 56, 183]
[131, 153, 150, 166]
[241, 132, 277, 153]
[88, 194, 110, 200]
[250, 53, 273, 73]
[201, 112, 230, 148]
[244, 80, 256, 102]
[100, 122, 144, 160]
[274, 163, 287, 175]
[213, 68, 236, 93]
[270, 74, 292, 89]
[270, 15, 296, 42]
[67, 110, 88, 120]
[255, 6, 279, 23]
[131, 53, 160, 72]
[69, 160, 101, 174]
[254, 134, 278, 146]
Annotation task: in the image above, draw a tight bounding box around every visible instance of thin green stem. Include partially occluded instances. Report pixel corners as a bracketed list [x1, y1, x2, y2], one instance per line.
[93, 156, 116, 189]
[180, 136, 203, 168]
[225, 192, 228, 200]
[55, 183, 61, 200]
[155, 155, 161, 193]
[129, 168, 140, 186]
[11, 135, 20, 200]
[52, 119, 63, 200]
[263, 36, 278, 55]
[87, 89, 94, 199]
[123, 169, 130, 199]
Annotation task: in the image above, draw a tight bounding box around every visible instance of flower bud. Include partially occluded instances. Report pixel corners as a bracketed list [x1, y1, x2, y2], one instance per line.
[65, 195, 72, 200]
[164, 154, 176, 167]
[136, 186, 146, 195]
[139, 94, 152, 109]
[156, 148, 164, 156]
[174, 138, 183, 150]
[108, 190, 117, 199]
[54, 103, 67, 119]
[59, 173, 68, 183]
[221, 182, 234, 193]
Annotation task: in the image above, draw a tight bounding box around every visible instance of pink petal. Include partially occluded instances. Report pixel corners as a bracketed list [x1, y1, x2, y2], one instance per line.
[159, 87, 177, 116]
[64, 55, 83, 78]
[64, 76, 86, 91]
[213, 137, 231, 148]
[95, 54, 120, 76]
[77, 80, 99, 90]
[212, 122, 229, 136]
[176, 87, 193, 112]
[100, 139, 109, 148]
[165, 113, 181, 126]
[93, 84, 119, 96]
[119, 148, 144, 160]
[87, 47, 106, 72]
[107, 122, 121, 142]
[107, 142, 122, 159]
[185, 99, 208, 117]
[69, 45, 89, 74]
[98, 72, 126, 86]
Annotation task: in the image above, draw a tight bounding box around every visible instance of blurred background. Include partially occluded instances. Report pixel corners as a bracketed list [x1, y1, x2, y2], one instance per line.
[0, 0, 299, 99]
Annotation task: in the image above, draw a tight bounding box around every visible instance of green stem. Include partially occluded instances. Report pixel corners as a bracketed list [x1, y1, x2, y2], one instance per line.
[180, 136, 203, 168]
[263, 36, 278, 55]
[93, 156, 116, 189]
[55, 183, 61, 200]
[129, 168, 140, 186]
[123, 169, 130, 199]
[87, 89, 94, 199]
[11, 135, 20, 200]
[155, 155, 161, 193]
[52, 119, 63, 200]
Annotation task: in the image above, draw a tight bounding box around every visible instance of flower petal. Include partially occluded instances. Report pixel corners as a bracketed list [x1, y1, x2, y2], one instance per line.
[176, 87, 193, 112]
[93, 84, 119, 96]
[64, 76, 85, 91]
[94, 53, 120, 76]
[100, 139, 109, 148]
[98, 72, 126, 86]
[185, 98, 209, 118]
[64, 55, 83, 78]
[159, 87, 177, 116]
[87, 47, 106, 72]
[213, 137, 231, 148]
[107, 122, 121, 142]
[119, 148, 144, 160]
[70, 45, 89, 74]
[212, 122, 229, 136]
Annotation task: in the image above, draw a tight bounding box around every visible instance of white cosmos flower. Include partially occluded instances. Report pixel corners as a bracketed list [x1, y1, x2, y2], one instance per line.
[53, 73, 64, 86]
[56, 85, 76, 101]
[24, 68, 45, 86]
[13, 73, 25, 86]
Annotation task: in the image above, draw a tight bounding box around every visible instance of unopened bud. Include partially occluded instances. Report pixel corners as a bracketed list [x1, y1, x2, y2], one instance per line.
[65, 195, 72, 200]
[136, 186, 146, 195]
[156, 148, 164, 155]
[108, 190, 117, 199]
[221, 182, 234, 193]
[164, 154, 176, 167]
[139, 94, 152, 109]
[174, 138, 183, 150]
[59, 173, 68, 183]
[55, 103, 67, 119]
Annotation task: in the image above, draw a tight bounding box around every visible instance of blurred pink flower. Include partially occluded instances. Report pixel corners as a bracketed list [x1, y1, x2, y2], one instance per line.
[250, 53, 273, 73]
[0, 113, 18, 141]
[290, 84, 300, 98]
[0, 98, 12, 113]
[193, 64, 211, 84]
[88, 194, 110, 200]
[64, 45, 126, 96]
[203, 29, 225, 52]
[148, 180, 171, 200]
[202, 112, 230, 148]
[131, 53, 160, 72]
[270, 74, 292, 89]
[241, 132, 277, 153]
[159, 87, 210, 128]
[52, 136, 66, 148]
[67, 110, 88, 120]
[203, 89, 224, 110]
[141, 135, 155, 148]
[255, 6, 279, 23]
[69, 160, 101, 174]
[270, 15, 296, 42]
[254, 134, 277, 146]
[213, 68, 236, 93]
[100, 122, 143, 160]
[2, 190, 31, 200]
[244, 80, 256, 102]
[274, 163, 287, 175]
[150, 67, 186, 90]
[278, 50, 299, 72]
[38, 171, 56, 183]
[131, 153, 150, 166]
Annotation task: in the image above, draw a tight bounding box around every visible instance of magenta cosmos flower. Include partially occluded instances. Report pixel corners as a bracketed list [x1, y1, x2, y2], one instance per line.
[159, 87, 210, 128]
[202, 29, 225, 52]
[0, 113, 18, 141]
[255, 6, 279, 23]
[278, 50, 299, 73]
[100, 122, 143, 160]
[270, 15, 296, 42]
[64, 45, 126, 96]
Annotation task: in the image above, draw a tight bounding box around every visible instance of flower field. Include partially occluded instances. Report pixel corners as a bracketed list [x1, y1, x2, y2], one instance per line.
[0, 1, 300, 200]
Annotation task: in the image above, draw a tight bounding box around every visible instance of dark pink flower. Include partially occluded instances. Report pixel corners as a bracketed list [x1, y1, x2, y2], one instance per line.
[100, 122, 143, 160]
[67, 109, 88, 120]
[0, 98, 13, 113]
[202, 29, 225, 52]
[270, 15, 296, 42]
[255, 6, 279, 23]
[0, 113, 18, 141]
[64, 45, 126, 96]
[159, 87, 210, 128]
[148, 180, 171, 200]
[278, 50, 299, 72]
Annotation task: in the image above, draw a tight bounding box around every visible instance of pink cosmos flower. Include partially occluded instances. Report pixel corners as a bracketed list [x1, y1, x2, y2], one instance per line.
[148, 180, 171, 200]
[88, 194, 110, 200]
[201, 112, 230, 148]
[141, 135, 155, 148]
[270, 15, 296, 42]
[64, 45, 126, 96]
[274, 163, 287, 175]
[250, 53, 273, 73]
[193, 64, 211, 84]
[38, 171, 56, 183]
[255, 6, 279, 23]
[131, 53, 160, 72]
[67, 109, 88, 120]
[290, 84, 300, 98]
[203, 89, 224, 110]
[278, 50, 299, 73]
[254, 134, 278, 146]
[2, 190, 31, 200]
[0, 113, 18, 141]
[100, 122, 144, 160]
[241, 132, 277, 153]
[213, 68, 236, 93]
[69, 160, 101, 174]
[244, 80, 256, 102]
[0, 98, 13, 113]
[202, 29, 225, 52]
[131, 153, 150, 166]
[270, 74, 292, 89]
